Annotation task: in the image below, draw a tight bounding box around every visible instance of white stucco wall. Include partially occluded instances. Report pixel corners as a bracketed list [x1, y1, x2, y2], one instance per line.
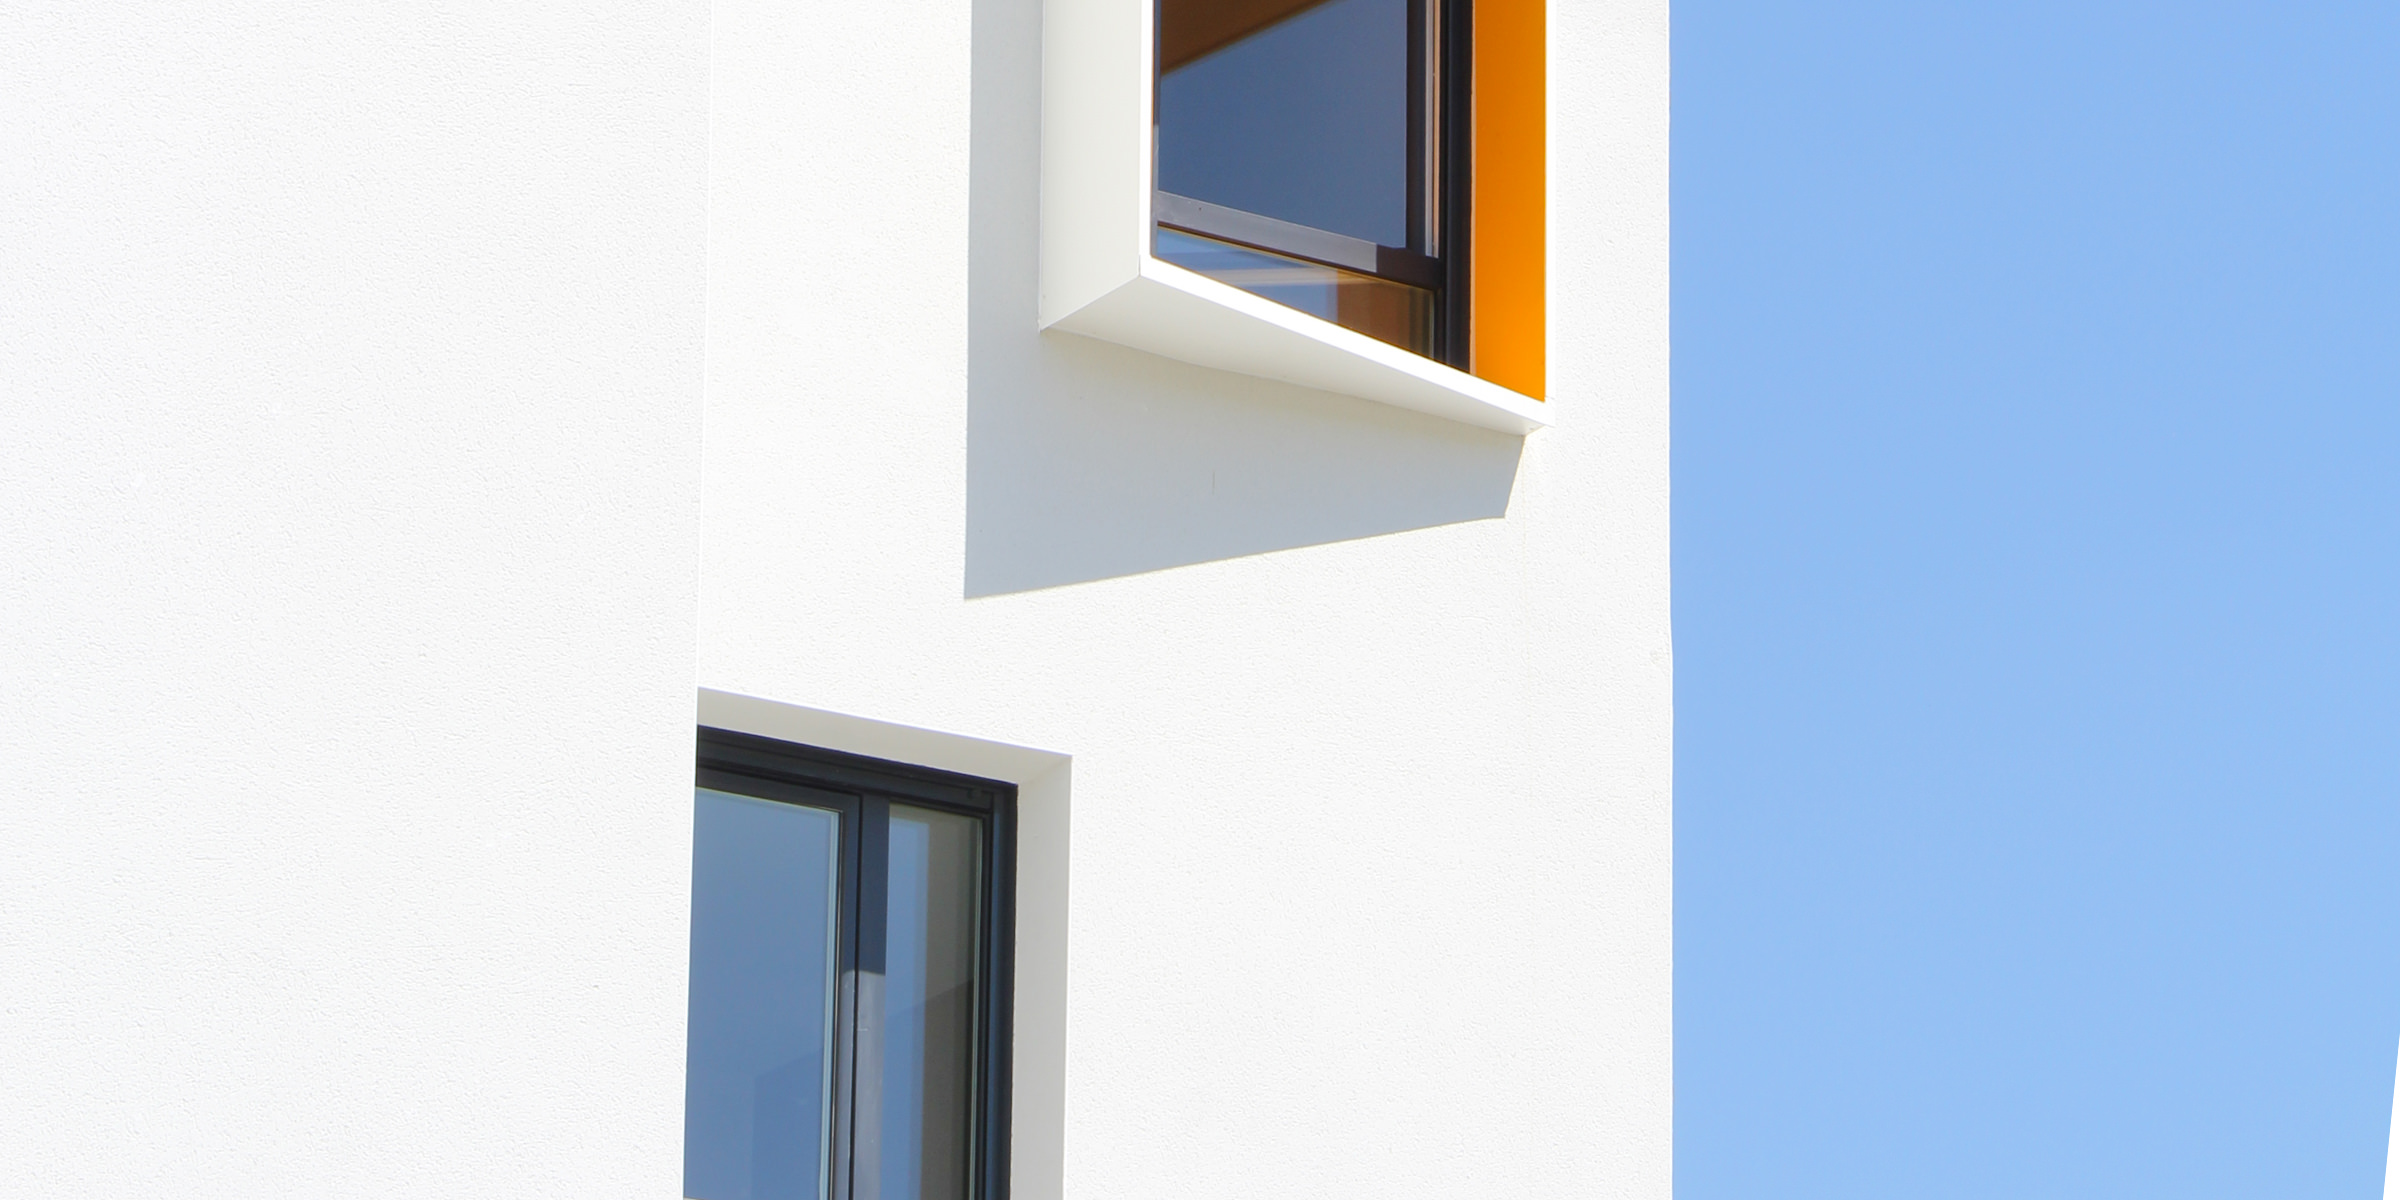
[2, 1, 707, 1194]
[4, 0, 1665, 1194]
[701, 0, 1670, 1198]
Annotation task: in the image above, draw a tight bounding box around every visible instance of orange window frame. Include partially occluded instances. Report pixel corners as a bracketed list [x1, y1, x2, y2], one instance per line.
[1470, 0, 1545, 399]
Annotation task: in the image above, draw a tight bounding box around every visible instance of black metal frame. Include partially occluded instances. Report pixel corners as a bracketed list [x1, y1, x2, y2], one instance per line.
[1438, 0, 1472, 359]
[696, 726, 1018, 1200]
[1151, 0, 1474, 367]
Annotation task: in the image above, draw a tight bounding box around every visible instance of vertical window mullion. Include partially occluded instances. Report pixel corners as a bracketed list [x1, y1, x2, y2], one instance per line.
[1406, 0, 1428, 255]
[828, 792, 869, 1200]
[845, 796, 894, 1200]
[975, 793, 1014, 1200]
[1440, 0, 1473, 367]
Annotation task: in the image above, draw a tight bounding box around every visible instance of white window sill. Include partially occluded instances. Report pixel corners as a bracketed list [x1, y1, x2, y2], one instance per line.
[1045, 258, 1549, 435]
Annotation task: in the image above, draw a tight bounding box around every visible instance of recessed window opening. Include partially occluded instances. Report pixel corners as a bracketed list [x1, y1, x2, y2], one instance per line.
[1154, 0, 1467, 362]
[687, 729, 1015, 1200]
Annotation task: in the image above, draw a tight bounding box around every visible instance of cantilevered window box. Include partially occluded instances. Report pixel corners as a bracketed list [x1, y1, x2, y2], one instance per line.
[1039, 0, 1549, 436]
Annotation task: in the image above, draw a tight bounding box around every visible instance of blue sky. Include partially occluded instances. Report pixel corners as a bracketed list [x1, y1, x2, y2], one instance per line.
[1674, 1, 2400, 1195]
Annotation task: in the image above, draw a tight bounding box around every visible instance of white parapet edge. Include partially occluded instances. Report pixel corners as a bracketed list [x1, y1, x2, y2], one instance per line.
[1036, 0, 1550, 436]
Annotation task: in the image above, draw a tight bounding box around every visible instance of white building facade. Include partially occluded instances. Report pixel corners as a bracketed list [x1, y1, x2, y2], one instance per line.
[4, 0, 1668, 1193]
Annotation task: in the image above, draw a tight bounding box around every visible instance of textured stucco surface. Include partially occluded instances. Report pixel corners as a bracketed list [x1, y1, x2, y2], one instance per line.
[1, 1, 706, 1193]
[2, 0, 1665, 1192]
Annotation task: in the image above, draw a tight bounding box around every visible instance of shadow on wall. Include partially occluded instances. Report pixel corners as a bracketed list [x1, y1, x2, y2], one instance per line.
[963, 0, 1524, 598]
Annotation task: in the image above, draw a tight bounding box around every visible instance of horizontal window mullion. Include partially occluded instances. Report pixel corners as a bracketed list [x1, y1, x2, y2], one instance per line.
[1155, 190, 1441, 291]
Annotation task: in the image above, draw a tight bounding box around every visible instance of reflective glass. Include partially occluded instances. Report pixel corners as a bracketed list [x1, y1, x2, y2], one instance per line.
[860, 806, 983, 1200]
[685, 790, 842, 1200]
[1155, 228, 1434, 355]
[1157, 0, 1415, 247]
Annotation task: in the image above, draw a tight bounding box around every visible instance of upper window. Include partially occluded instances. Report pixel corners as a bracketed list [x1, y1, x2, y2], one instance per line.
[686, 729, 1014, 1200]
[1037, 0, 1546, 429]
[1153, 0, 1464, 362]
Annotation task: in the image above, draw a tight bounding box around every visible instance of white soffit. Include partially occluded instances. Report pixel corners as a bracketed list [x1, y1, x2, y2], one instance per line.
[1037, 0, 1550, 436]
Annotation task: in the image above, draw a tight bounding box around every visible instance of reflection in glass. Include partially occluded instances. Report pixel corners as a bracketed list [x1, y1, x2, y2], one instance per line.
[686, 789, 841, 1200]
[1157, 0, 1415, 247]
[1155, 228, 1434, 355]
[862, 806, 983, 1200]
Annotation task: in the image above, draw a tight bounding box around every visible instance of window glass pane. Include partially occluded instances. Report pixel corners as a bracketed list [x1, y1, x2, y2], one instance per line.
[1155, 228, 1434, 356]
[685, 789, 841, 1200]
[863, 806, 983, 1200]
[1157, 0, 1414, 247]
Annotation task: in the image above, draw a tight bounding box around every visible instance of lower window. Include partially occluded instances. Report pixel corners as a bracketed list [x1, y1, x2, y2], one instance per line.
[687, 728, 1014, 1200]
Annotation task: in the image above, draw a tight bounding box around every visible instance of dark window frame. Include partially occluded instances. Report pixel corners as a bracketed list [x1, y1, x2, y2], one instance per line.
[1151, 0, 1474, 365]
[695, 726, 1017, 1200]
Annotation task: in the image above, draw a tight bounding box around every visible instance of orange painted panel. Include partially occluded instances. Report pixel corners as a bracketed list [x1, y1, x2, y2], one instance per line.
[1471, 0, 1545, 399]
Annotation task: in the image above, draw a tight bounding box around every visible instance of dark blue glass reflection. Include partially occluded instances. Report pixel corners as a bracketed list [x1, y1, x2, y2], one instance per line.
[685, 789, 840, 1200]
[1156, 0, 1413, 247]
